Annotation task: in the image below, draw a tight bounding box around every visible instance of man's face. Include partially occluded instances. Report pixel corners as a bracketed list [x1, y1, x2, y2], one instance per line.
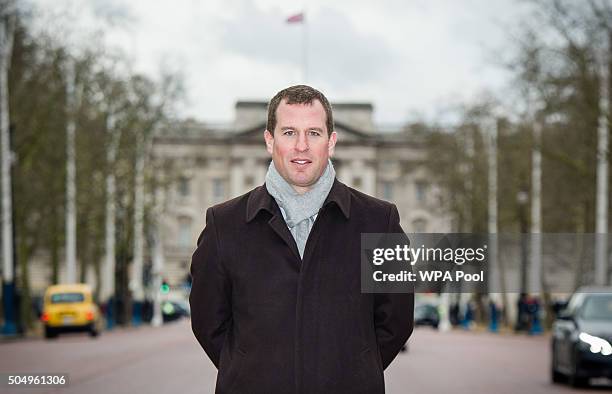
[264, 99, 337, 194]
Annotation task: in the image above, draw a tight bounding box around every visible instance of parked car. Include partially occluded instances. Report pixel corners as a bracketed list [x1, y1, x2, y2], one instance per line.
[162, 299, 190, 323]
[41, 284, 102, 339]
[414, 303, 440, 329]
[551, 287, 612, 387]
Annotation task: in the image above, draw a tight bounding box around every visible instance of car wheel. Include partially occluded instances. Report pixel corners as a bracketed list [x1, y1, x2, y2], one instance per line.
[89, 324, 99, 338]
[551, 368, 564, 384]
[569, 374, 588, 388]
[569, 349, 588, 388]
[551, 340, 564, 384]
[44, 326, 57, 339]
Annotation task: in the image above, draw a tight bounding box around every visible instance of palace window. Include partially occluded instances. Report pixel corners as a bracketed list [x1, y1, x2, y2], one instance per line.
[415, 181, 427, 203]
[178, 177, 190, 197]
[381, 181, 393, 201]
[412, 218, 427, 233]
[177, 217, 192, 247]
[212, 178, 225, 202]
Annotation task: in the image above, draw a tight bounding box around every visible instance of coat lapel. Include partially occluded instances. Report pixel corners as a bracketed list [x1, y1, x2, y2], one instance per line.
[246, 180, 352, 266]
[268, 214, 302, 264]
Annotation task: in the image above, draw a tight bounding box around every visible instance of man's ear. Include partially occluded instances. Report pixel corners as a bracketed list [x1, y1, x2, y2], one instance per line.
[264, 130, 274, 155]
[328, 131, 338, 157]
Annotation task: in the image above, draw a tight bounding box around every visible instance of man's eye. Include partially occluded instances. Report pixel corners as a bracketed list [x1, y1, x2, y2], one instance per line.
[308, 130, 321, 136]
[283, 130, 295, 136]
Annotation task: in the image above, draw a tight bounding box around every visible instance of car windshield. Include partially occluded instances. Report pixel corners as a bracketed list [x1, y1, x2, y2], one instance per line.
[51, 292, 85, 304]
[580, 295, 612, 321]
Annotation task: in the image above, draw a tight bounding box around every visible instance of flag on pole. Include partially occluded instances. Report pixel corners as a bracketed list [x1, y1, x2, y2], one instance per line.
[286, 12, 304, 24]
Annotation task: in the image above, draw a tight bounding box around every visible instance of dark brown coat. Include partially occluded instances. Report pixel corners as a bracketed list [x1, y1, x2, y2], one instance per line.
[189, 179, 414, 394]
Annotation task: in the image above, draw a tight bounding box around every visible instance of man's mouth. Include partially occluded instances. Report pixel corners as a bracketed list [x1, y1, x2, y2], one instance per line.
[291, 159, 312, 166]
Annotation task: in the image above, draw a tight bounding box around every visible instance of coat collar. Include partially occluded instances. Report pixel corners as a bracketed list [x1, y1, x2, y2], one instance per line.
[246, 178, 351, 223]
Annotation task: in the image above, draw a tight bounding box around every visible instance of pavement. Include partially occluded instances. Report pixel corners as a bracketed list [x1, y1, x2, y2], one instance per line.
[0, 320, 610, 394]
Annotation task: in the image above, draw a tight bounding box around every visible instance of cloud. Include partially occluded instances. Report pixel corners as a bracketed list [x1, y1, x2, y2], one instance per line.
[218, 4, 398, 89]
[30, 0, 521, 124]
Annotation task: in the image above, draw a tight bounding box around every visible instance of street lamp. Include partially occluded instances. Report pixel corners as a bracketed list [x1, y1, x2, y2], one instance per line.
[517, 190, 529, 294]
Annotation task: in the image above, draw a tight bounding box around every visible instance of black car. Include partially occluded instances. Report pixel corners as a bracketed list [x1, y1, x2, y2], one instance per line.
[414, 303, 440, 329]
[162, 300, 190, 323]
[551, 287, 612, 387]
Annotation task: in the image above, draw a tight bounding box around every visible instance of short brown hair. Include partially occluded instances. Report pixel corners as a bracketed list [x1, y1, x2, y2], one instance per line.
[266, 85, 334, 136]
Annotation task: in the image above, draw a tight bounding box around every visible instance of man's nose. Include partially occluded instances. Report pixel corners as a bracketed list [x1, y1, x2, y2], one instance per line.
[295, 132, 309, 152]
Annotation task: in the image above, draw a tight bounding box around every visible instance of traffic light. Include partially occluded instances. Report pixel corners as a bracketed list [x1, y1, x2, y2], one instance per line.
[160, 280, 170, 294]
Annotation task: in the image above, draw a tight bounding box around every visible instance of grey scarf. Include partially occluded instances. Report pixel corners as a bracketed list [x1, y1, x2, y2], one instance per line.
[265, 159, 336, 259]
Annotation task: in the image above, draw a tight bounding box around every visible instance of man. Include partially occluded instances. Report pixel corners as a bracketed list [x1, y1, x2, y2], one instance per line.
[190, 85, 414, 394]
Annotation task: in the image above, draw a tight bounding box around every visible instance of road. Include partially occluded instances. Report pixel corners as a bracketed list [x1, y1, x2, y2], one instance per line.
[0, 320, 610, 394]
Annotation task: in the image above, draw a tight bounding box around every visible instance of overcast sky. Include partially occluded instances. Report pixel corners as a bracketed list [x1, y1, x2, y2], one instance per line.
[30, 0, 533, 125]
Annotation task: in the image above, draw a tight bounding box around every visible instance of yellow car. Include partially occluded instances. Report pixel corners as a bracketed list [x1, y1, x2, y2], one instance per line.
[41, 284, 102, 339]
